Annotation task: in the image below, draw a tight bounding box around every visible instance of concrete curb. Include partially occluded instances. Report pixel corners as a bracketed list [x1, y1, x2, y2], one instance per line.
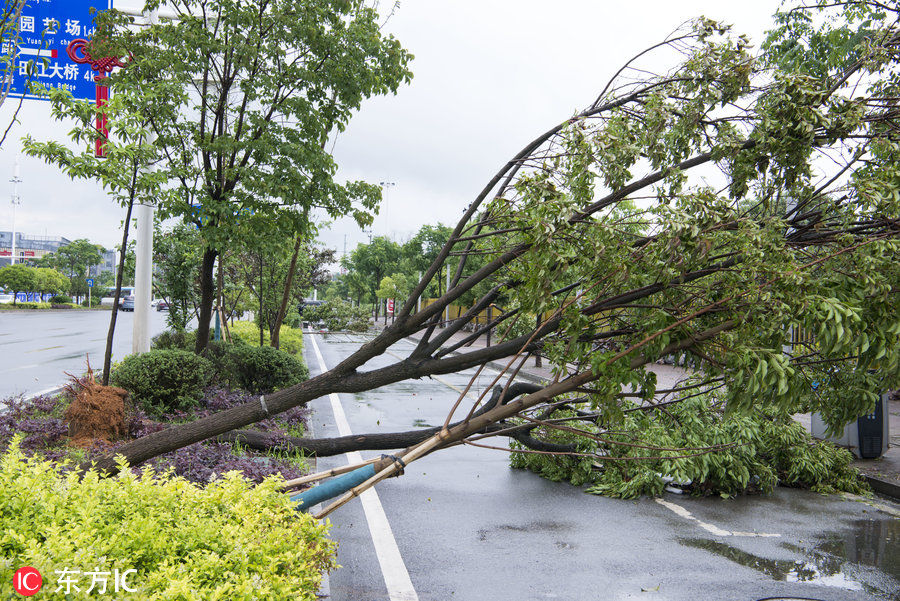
[863, 475, 900, 503]
[27, 386, 64, 400]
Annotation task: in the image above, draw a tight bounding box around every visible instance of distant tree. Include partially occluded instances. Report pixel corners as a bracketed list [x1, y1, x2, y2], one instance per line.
[33, 268, 69, 297]
[401, 224, 452, 297]
[375, 273, 410, 321]
[344, 237, 402, 319]
[96, 270, 116, 289]
[0, 264, 35, 304]
[55, 240, 103, 301]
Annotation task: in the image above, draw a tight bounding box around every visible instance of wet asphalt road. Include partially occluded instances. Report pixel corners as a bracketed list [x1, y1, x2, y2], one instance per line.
[306, 333, 900, 601]
[0, 309, 169, 398]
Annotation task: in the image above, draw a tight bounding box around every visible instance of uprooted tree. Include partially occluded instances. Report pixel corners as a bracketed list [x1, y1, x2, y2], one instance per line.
[89, 2, 899, 507]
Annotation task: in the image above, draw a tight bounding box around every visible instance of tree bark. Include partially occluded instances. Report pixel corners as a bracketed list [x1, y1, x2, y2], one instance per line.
[195, 247, 218, 353]
[216, 420, 576, 457]
[272, 236, 303, 349]
[212, 382, 579, 457]
[102, 165, 138, 385]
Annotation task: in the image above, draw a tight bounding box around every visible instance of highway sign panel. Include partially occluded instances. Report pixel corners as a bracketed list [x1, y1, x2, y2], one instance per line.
[3, 0, 112, 101]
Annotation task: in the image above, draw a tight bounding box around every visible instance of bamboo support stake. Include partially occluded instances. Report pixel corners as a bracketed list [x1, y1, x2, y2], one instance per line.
[219, 306, 232, 343]
[279, 456, 382, 490]
[314, 431, 451, 518]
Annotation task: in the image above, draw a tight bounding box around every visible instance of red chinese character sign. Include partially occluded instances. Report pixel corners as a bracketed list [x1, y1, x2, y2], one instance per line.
[66, 38, 129, 157]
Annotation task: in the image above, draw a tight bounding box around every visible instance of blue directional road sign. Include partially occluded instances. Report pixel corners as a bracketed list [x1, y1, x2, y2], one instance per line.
[3, 0, 112, 101]
[86, 278, 94, 288]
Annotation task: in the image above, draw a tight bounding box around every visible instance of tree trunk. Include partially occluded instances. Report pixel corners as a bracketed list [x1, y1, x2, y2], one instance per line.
[217, 423, 576, 457]
[195, 247, 217, 353]
[258, 252, 264, 346]
[272, 236, 303, 350]
[102, 197, 136, 385]
[213, 383, 574, 457]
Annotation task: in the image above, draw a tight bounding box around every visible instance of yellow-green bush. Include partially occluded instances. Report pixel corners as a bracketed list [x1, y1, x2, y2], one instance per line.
[230, 321, 304, 355]
[0, 441, 335, 600]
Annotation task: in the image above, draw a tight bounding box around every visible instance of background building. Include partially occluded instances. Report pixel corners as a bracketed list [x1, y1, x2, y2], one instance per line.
[0, 231, 71, 266]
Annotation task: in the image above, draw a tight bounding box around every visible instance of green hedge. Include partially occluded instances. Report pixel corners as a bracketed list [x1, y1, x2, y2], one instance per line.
[111, 349, 214, 414]
[0, 442, 335, 600]
[221, 344, 308, 394]
[230, 321, 305, 355]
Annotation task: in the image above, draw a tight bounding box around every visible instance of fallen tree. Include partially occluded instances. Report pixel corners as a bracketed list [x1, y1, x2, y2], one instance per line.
[90, 2, 900, 505]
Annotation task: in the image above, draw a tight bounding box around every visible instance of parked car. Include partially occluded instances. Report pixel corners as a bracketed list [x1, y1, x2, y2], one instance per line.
[120, 295, 135, 311]
[156, 300, 169, 311]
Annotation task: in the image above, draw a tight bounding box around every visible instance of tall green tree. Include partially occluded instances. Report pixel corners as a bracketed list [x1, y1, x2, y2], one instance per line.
[23, 22, 175, 382]
[102, 0, 412, 352]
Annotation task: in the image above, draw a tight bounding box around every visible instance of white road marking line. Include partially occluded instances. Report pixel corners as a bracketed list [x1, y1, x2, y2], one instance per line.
[309, 333, 419, 601]
[655, 498, 780, 537]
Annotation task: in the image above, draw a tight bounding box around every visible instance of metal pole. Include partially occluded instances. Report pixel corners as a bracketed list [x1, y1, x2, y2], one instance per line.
[131, 9, 159, 355]
[416, 271, 421, 313]
[10, 159, 20, 266]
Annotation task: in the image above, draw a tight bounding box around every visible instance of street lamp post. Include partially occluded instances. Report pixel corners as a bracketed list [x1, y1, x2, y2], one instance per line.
[9, 160, 20, 266]
[379, 180, 395, 238]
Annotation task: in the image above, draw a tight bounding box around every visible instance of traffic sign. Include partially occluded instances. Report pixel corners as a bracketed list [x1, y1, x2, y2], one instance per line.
[86, 278, 94, 287]
[4, 0, 112, 101]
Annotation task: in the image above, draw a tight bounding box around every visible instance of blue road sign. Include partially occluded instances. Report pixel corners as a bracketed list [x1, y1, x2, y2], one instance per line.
[86, 278, 94, 288]
[4, 0, 112, 101]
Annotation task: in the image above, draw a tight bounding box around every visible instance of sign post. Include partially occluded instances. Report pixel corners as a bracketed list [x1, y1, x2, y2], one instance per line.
[86, 277, 93, 307]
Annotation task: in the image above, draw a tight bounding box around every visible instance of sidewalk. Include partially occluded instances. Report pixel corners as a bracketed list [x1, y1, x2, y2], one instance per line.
[405, 325, 900, 501]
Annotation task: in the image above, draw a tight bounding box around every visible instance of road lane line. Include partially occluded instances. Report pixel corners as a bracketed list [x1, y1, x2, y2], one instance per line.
[655, 498, 780, 537]
[308, 333, 419, 601]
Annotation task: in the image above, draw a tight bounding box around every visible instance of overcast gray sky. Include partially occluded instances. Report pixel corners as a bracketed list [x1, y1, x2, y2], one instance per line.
[0, 0, 781, 261]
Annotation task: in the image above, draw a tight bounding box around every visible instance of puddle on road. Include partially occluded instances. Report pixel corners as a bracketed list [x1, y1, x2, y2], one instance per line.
[814, 518, 899, 579]
[680, 538, 863, 591]
[680, 517, 900, 598]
